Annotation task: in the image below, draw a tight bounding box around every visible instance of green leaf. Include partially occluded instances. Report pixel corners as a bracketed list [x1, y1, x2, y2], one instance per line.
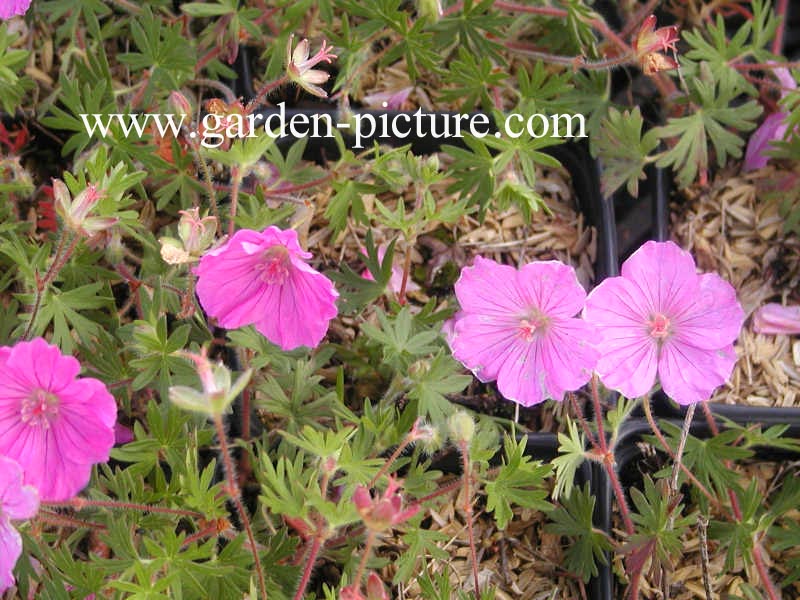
[551, 417, 586, 501]
[595, 107, 660, 196]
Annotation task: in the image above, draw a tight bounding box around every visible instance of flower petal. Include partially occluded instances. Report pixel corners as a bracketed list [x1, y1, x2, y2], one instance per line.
[674, 273, 744, 349]
[658, 342, 737, 405]
[515, 260, 587, 318]
[454, 256, 527, 317]
[0, 517, 22, 594]
[0, 456, 39, 520]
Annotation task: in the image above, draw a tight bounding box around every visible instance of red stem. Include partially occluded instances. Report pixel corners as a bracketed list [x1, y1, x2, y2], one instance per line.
[293, 532, 325, 600]
[772, 0, 789, 55]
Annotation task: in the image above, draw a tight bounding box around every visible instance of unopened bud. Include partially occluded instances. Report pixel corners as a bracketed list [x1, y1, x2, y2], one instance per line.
[365, 572, 389, 600]
[417, 0, 442, 21]
[448, 410, 475, 445]
[169, 91, 193, 118]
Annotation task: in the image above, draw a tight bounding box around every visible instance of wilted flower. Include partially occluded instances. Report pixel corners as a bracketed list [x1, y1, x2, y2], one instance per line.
[0, 456, 39, 594]
[169, 349, 251, 417]
[52, 179, 117, 237]
[195, 226, 339, 351]
[160, 208, 217, 265]
[286, 35, 337, 98]
[353, 477, 419, 532]
[447, 256, 599, 407]
[632, 15, 679, 75]
[0, 338, 117, 500]
[744, 66, 797, 171]
[584, 241, 745, 405]
[752, 303, 800, 335]
[0, 0, 31, 19]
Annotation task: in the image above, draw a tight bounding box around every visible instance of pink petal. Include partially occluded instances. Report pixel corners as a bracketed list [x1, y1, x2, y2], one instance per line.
[752, 303, 800, 335]
[618, 241, 699, 317]
[0, 456, 39, 520]
[451, 312, 525, 384]
[585, 277, 659, 397]
[674, 273, 744, 349]
[515, 260, 587, 318]
[743, 112, 788, 171]
[0, 517, 22, 594]
[454, 256, 528, 316]
[0, 0, 31, 19]
[658, 342, 737, 405]
[114, 423, 134, 445]
[253, 260, 339, 351]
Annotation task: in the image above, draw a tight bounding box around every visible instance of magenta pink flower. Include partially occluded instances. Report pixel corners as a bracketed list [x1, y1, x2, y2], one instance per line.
[447, 256, 599, 407]
[0, 0, 31, 19]
[752, 303, 800, 335]
[0, 338, 117, 501]
[744, 67, 797, 171]
[584, 241, 745, 405]
[0, 456, 39, 594]
[195, 226, 339, 351]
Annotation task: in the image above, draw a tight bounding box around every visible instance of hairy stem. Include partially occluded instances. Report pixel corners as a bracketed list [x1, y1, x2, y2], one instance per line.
[669, 404, 695, 497]
[459, 441, 481, 598]
[228, 168, 242, 237]
[245, 75, 289, 114]
[45, 498, 204, 519]
[213, 414, 267, 600]
[294, 531, 325, 600]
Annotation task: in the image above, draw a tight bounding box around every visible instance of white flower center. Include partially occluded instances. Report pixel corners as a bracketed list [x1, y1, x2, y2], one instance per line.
[255, 246, 291, 284]
[518, 315, 547, 342]
[21, 389, 60, 428]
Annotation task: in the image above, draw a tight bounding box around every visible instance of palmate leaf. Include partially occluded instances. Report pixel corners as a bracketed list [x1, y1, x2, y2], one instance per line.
[545, 483, 611, 581]
[485, 435, 553, 529]
[551, 417, 585, 500]
[655, 63, 761, 187]
[595, 107, 660, 196]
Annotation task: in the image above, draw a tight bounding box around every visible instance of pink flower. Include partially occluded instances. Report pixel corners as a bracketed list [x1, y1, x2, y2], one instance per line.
[632, 15, 679, 75]
[0, 0, 31, 19]
[195, 226, 339, 351]
[0, 339, 117, 501]
[744, 67, 797, 171]
[447, 256, 599, 407]
[286, 35, 337, 98]
[353, 477, 419, 532]
[752, 303, 800, 335]
[584, 241, 745, 405]
[0, 456, 39, 594]
[360, 245, 419, 295]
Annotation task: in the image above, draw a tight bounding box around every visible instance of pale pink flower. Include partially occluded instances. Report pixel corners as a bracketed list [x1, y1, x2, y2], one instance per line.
[752, 303, 800, 335]
[0, 338, 117, 501]
[744, 67, 797, 171]
[360, 245, 419, 295]
[52, 179, 117, 237]
[195, 226, 339, 351]
[0, 0, 31, 19]
[584, 241, 745, 405]
[0, 456, 39, 594]
[447, 256, 599, 407]
[286, 35, 337, 98]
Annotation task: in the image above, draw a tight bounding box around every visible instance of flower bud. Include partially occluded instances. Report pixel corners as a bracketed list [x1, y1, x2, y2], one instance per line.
[53, 178, 118, 237]
[752, 303, 800, 335]
[417, 0, 442, 22]
[178, 208, 217, 255]
[170, 350, 252, 417]
[365, 572, 389, 600]
[448, 410, 475, 445]
[169, 91, 193, 118]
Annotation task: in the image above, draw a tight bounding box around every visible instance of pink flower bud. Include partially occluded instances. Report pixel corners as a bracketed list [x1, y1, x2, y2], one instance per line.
[752, 303, 800, 335]
[169, 91, 193, 117]
[365, 573, 389, 600]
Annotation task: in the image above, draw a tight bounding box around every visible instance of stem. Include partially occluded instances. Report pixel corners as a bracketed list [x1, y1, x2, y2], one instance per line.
[697, 515, 713, 600]
[37, 509, 107, 531]
[568, 392, 599, 449]
[213, 414, 268, 600]
[23, 232, 78, 340]
[228, 168, 242, 237]
[642, 399, 719, 509]
[293, 531, 325, 600]
[369, 436, 414, 487]
[191, 144, 220, 227]
[603, 456, 635, 536]
[772, 0, 789, 55]
[669, 404, 695, 497]
[245, 75, 289, 114]
[590, 374, 607, 452]
[504, 41, 633, 70]
[353, 531, 375, 591]
[398, 250, 412, 306]
[753, 545, 781, 600]
[268, 174, 333, 195]
[459, 441, 481, 598]
[45, 498, 204, 519]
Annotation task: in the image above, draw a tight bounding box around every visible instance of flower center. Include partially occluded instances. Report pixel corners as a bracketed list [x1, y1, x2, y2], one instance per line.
[648, 313, 671, 339]
[255, 246, 292, 285]
[519, 317, 546, 342]
[21, 389, 60, 428]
